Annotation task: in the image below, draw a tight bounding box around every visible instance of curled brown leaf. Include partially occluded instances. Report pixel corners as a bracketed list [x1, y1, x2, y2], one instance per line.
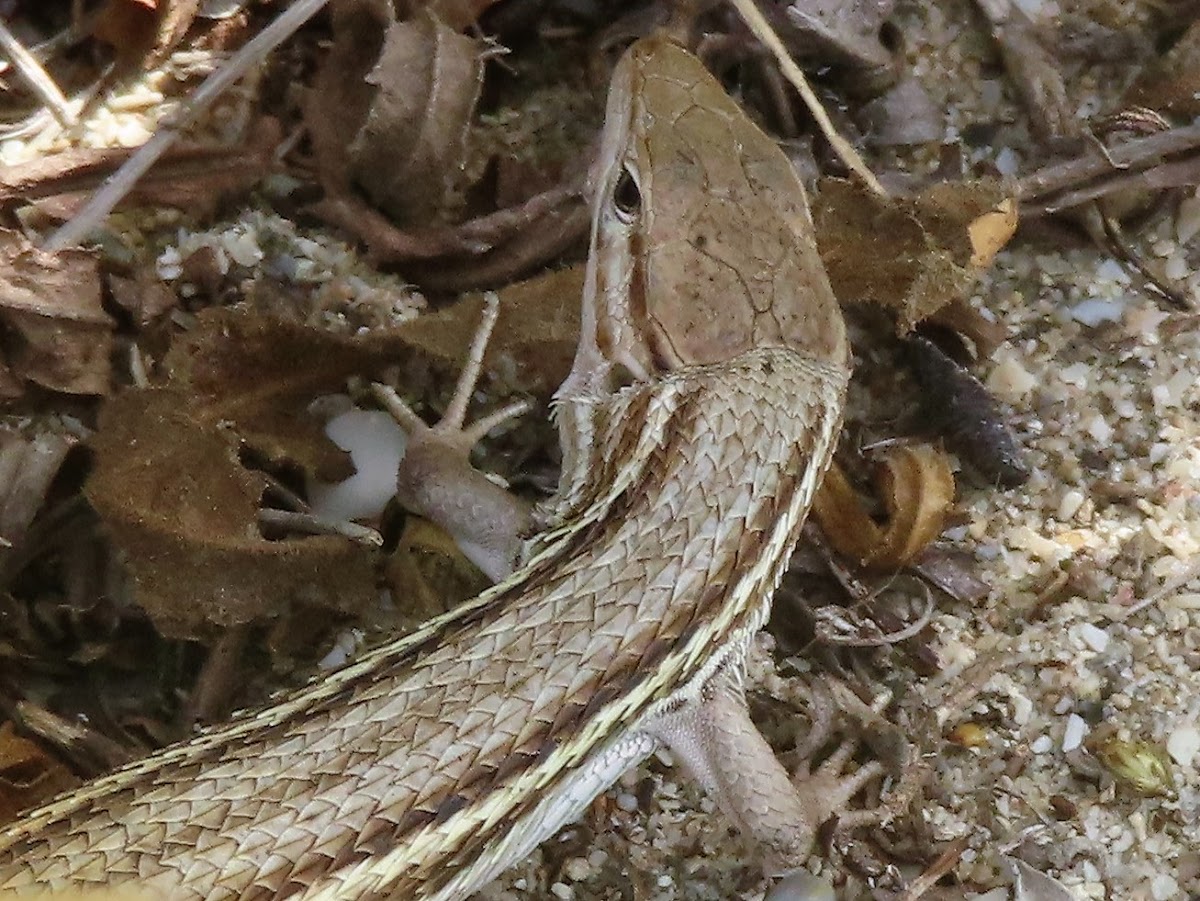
[86, 389, 379, 638]
[814, 444, 956, 570]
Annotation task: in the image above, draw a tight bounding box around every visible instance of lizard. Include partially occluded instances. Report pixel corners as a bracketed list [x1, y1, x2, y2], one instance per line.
[0, 31, 874, 900]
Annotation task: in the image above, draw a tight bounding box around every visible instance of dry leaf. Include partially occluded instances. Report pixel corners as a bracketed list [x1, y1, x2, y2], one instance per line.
[781, 0, 898, 95]
[0, 230, 113, 397]
[1124, 19, 1200, 120]
[307, 5, 485, 224]
[967, 197, 1018, 268]
[0, 722, 77, 825]
[309, 186, 589, 292]
[349, 12, 485, 222]
[1003, 857, 1078, 901]
[911, 547, 990, 604]
[0, 429, 75, 557]
[107, 271, 179, 325]
[976, 0, 1075, 143]
[85, 309, 414, 637]
[402, 266, 584, 397]
[383, 517, 490, 630]
[86, 389, 378, 638]
[423, 0, 506, 30]
[927, 296, 1011, 358]
[304, 0, 391, 198]
[163, 308, 408, 478]
[91, 0, 204, 69]
[908, 334, 1029, 487]
[814, 444, 956, 569]
[86, 284, 573, 638]
[859, 77, 942, 146]
[814, 178, 1018, 332]
[0, 125, 279, 223]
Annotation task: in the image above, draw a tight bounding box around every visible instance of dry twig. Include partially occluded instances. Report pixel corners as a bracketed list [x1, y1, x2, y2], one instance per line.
[45, 0, 332, 251]
[726, 0, 886, 196]
[0, 20, 76, 128]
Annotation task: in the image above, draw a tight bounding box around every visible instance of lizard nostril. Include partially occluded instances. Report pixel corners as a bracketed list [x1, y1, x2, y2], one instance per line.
[612, 167, 641, 221]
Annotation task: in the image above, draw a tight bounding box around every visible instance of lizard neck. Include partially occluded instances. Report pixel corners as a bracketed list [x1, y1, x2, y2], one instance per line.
[536, 346, 847, 688]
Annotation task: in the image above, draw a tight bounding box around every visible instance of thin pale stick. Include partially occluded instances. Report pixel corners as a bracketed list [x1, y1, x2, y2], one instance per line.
[44, 0, 330, 251]
[0, 21, 75, 128]
[258, 509, 383, 546]
[726, 0, 886, 197]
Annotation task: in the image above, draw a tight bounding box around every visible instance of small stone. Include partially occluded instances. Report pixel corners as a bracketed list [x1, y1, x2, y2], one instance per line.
[1164, 253, 1188, 281]
[1177, 190, 1200, 244]
[615, 792, 639, 813]
[1167, 724, 1200, 766]
[1063, 714, 1088, 752]
[1031, 735, 1054, 754]
[987, 356, 1038, 401]
[563, 858, 592, 882]
[1077, 622, 1110, 653]
[995, 147, 1020, 176]
[1070, 297, 1124, 326]
[550, 882, 573, 900]
[765, 872, 835, 901]
[1086, 415, 1113, 443]
[223, 227, 264, 266]
[1151, 874, 1179, 901]
[1057, 489, 1085, 521]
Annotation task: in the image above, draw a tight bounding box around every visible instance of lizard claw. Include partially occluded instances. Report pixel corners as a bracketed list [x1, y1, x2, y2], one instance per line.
[372, 292, 531, 453]
[791, 735, 885, 827]
[789, 681, 924, 843]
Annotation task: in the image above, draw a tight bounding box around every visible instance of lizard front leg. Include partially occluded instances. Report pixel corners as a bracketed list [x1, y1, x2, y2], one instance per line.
[375, 292, 534, 582]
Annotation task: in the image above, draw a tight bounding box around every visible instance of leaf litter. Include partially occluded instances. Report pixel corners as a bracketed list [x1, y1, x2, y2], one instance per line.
[0, 1, 1198, 899]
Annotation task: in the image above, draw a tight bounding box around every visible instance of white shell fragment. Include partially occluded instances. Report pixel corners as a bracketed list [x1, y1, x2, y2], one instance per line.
[308, 409, 407, 521]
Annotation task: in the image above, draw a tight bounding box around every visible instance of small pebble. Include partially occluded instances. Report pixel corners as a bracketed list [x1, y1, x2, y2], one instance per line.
[1177, 191, 1200, 244]
[1166, 724, 1200, 766]
[765, 872, 835, 901]
[1070, 297, 1124, 326]
[1151, 874, 1179, 901]
[987, 356, 1038, 400]
[1077, 623, 1110, 653]
[1057, 489, 1084, 521]
[1063, 714, 1088, 752]
[1086, 414, 1113, 443]
[563, 858, 592, 882]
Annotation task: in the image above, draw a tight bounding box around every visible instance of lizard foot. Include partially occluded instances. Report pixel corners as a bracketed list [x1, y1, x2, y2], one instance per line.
[791, 735, 885, 830]
[789, 681, 923, 843]
[373, 292, 534, 580]
[373, 292, 531, 458]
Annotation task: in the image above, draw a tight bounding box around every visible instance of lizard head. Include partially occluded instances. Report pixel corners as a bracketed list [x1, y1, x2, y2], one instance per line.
[568, 31, 848, 398]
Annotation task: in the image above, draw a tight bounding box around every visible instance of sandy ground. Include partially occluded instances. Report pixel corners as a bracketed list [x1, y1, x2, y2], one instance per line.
[5, 1, 1198, 899]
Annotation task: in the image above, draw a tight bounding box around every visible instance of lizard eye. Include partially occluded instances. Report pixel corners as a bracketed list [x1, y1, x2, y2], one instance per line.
[612, 166, 641, 222]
